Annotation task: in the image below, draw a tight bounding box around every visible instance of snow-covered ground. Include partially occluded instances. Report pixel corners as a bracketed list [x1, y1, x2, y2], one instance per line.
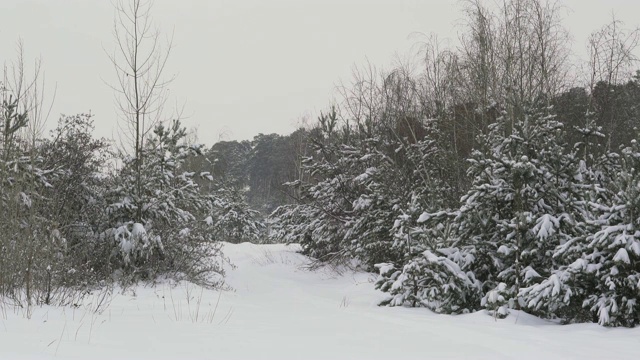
[1, 243, 637, 359]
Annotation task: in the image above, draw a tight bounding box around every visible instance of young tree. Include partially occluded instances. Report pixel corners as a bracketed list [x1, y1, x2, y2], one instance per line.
[108, 0, 174, 223]
[106, 120, 225, 284]
[452, 104, 586, 314]
[522, 135, 640, 327]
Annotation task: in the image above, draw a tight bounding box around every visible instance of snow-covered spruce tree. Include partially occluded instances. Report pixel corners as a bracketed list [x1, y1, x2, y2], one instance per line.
[454, 105, 586, 315]
[106, 120, 224, 285]
[388, 117, 461, 254]
[105, 0, 229, 284]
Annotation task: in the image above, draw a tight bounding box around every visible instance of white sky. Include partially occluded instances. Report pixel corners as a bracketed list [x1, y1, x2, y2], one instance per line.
[1, 0, 639, 145]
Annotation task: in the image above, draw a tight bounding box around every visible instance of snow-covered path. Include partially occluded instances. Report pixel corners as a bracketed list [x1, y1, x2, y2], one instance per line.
[1, 243, 638, 359]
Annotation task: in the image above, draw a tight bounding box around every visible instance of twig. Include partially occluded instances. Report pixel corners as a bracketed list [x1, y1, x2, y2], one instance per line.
[54, 322, 66, 356]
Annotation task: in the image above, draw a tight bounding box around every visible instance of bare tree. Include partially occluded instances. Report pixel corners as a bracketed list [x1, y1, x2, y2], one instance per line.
[587, 16, 640, 90]
[456, 0, 570, 138]
[1, 42, 49, 160]
[336, 60, 383, 139]
[107, 0, 174, 222]
[584, 17, 640, 152]
[459, 0, 498, 133]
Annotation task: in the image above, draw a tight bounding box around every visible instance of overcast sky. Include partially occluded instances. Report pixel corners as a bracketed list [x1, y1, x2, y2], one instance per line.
[1, 0, 639, 145]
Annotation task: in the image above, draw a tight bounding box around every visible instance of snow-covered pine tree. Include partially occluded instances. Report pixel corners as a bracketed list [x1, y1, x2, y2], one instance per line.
[375, 248, 480, 313]
[106, 120, 224, 285]
[270, 109, 357, 264]
[455, 105, 584, 314]
[208, 185, 265, 243]
[374, 118, 483, 313]
[273, 110, 441, 269]
[577, 163, 640, 327]
[342, 137, 409, 268]
[523, 136, 639, 327]
[388, 117, 461, 256]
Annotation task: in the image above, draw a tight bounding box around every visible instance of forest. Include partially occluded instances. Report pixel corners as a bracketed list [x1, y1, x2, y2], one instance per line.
[2, 0, 640, 331]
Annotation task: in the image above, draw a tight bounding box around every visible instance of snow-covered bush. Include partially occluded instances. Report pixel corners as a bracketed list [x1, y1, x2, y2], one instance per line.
[0, 93, 70, 306]
[482, 283, 511, 318]
[111, 223, 164, 268]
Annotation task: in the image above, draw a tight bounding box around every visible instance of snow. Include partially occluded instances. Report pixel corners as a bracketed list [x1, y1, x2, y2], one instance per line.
[417, 210, 448, 223]
[352, 196, 372, 211]
[497, 245, 513, 255]
[114, 226, 132, 253]
[485, 285, 506, 304]
[374, 263, 395, 275]
[417, 211, 431, 223]
[131, 223, 146, 239]
[630, 240, 640, 256]
[613, 248, 630, 264]
[353, 167, 377, 184]
[1, 242, 639, 359]
[523, 266, 541, 281]
[534, 214, 559, 239]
